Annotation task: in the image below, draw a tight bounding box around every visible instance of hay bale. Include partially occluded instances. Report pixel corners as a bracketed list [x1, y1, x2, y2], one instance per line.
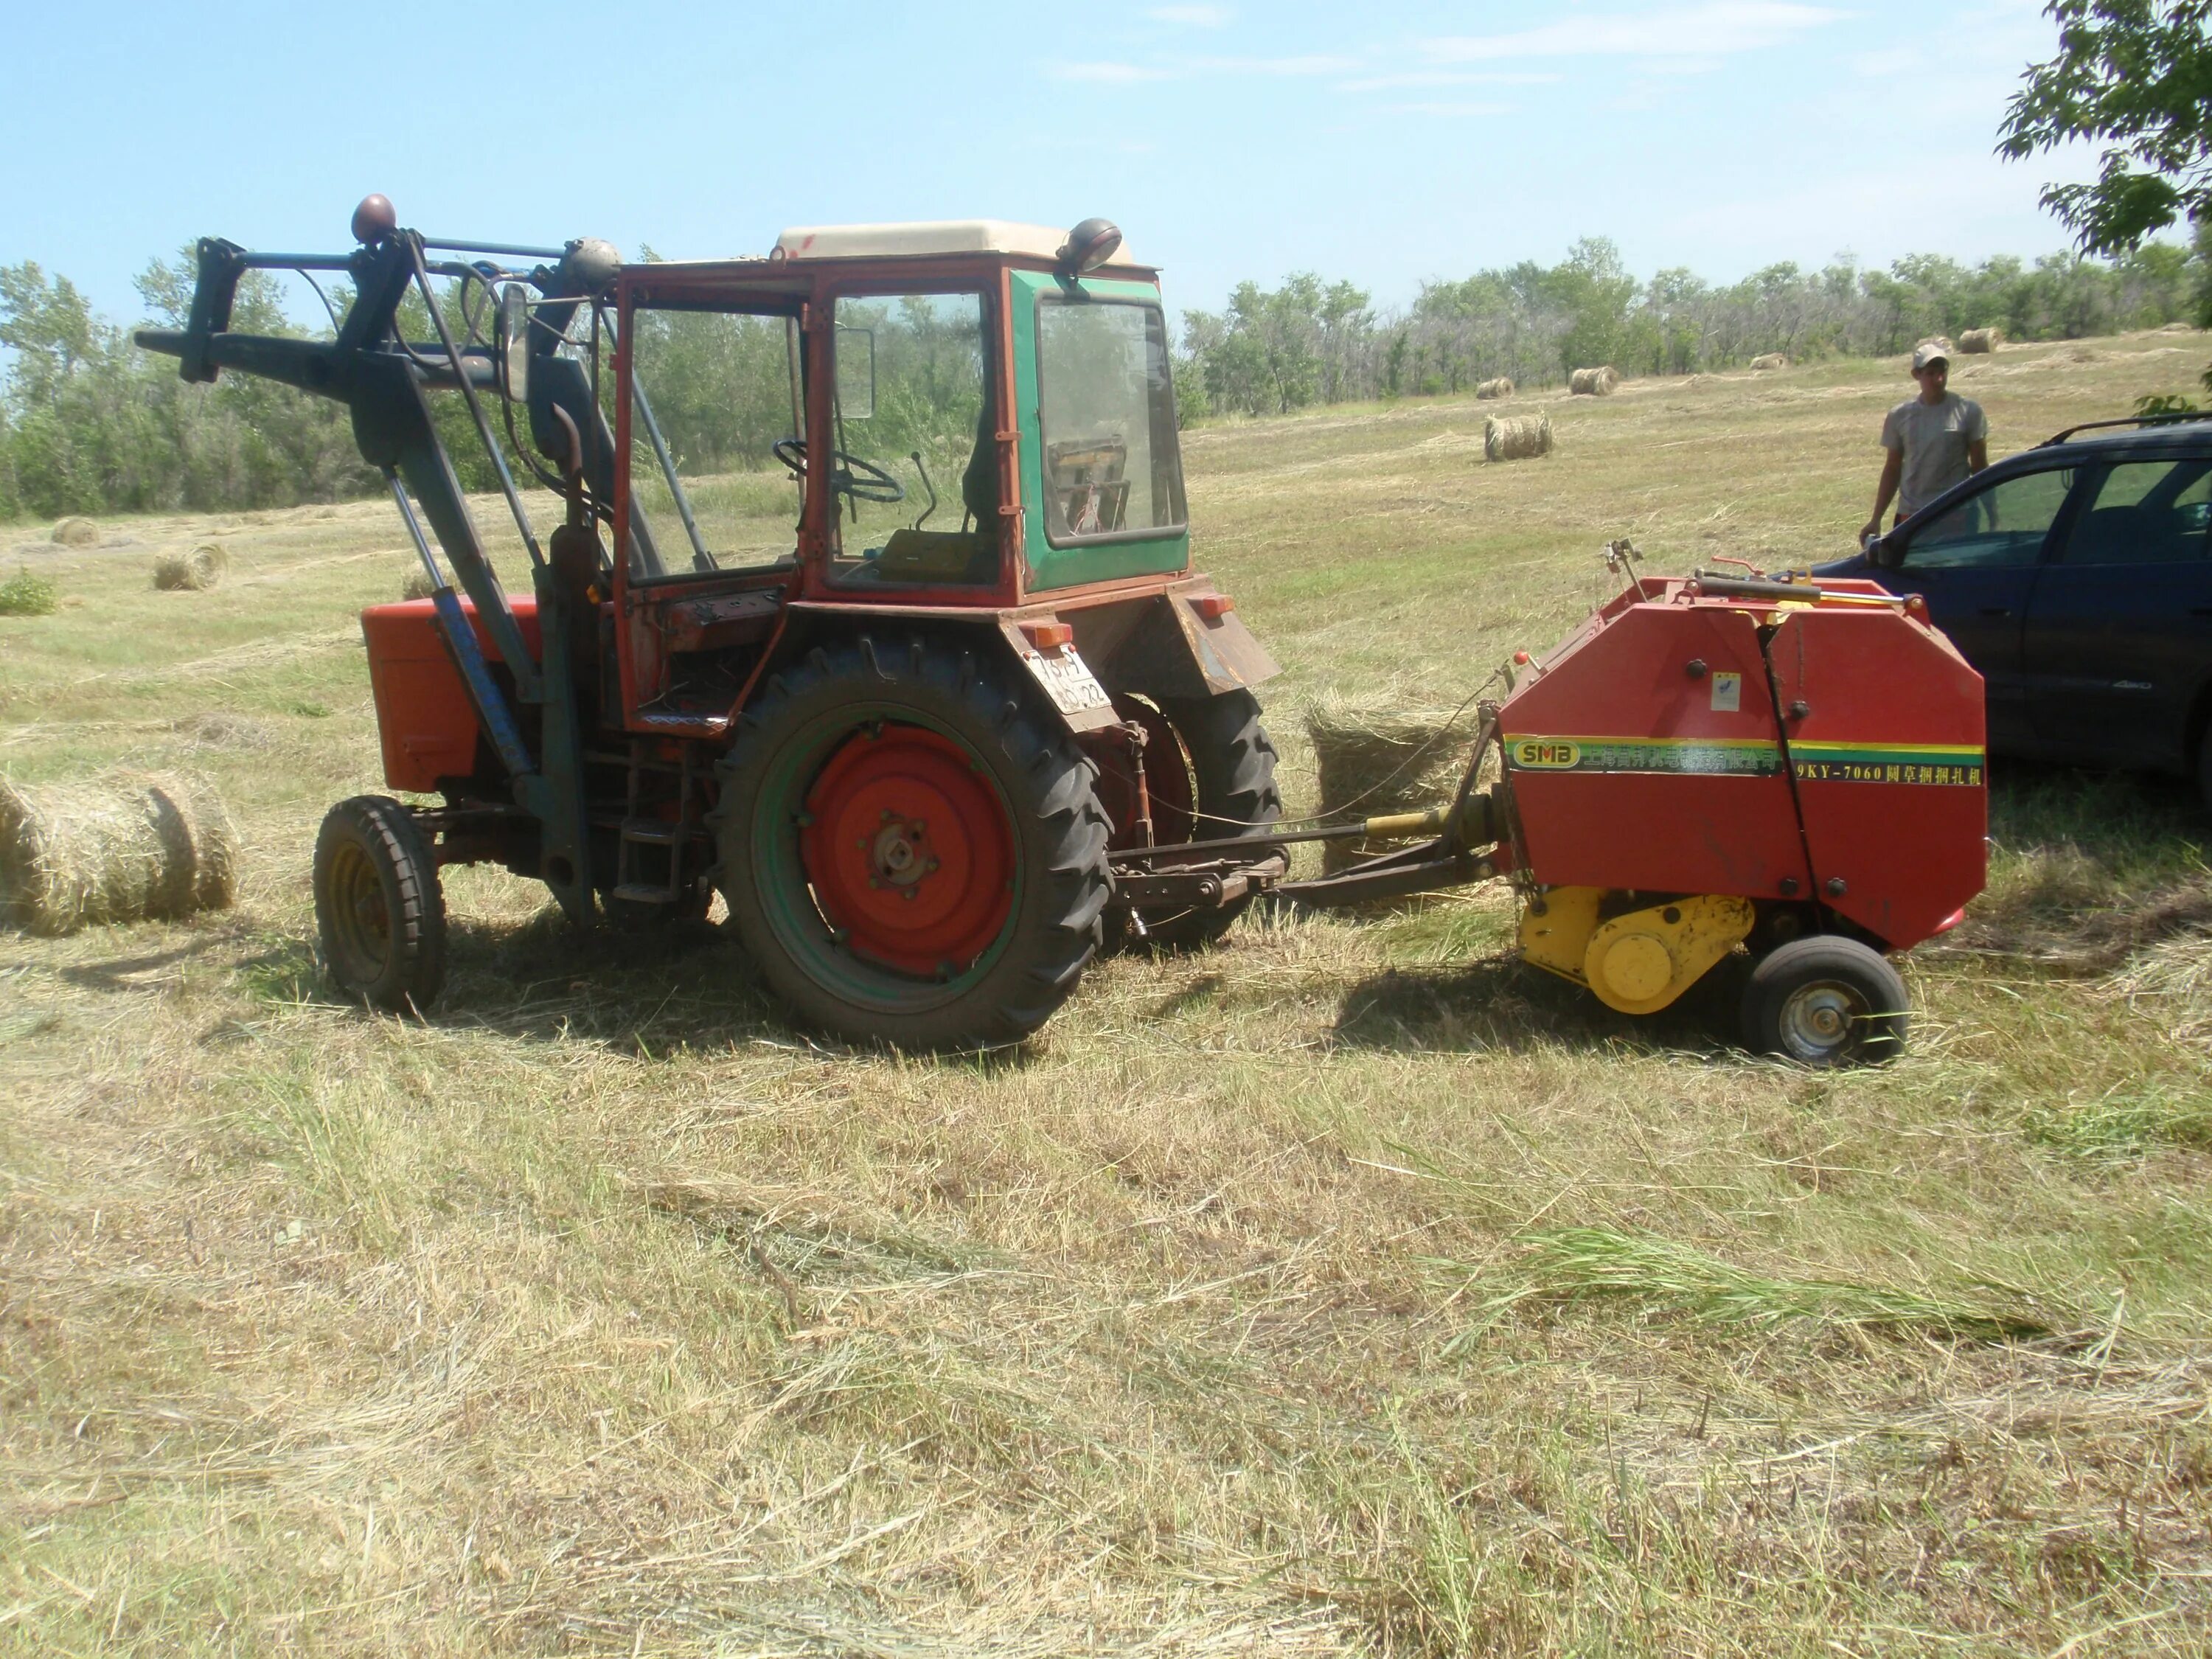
[1484, 413, 1553, 463]
[50, 516, 99, 548]
[400, 565, 439, 601]
[1958, 327, 2003, 354]
[1750, 352, 1787, 372]
[153, 543, 229, 592]
[1475, 377, 1514, 400]
[1568, 366, 1619, 397]
[1307, 699, 1473, 874]
[0, 771, 239, 936]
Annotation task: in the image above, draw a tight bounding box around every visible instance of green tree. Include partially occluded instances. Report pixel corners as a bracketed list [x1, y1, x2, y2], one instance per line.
[2000, 0, 2212, 254]
[2001, 1, 2211, 397]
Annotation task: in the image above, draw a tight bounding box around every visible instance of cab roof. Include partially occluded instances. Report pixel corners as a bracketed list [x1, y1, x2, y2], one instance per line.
[772, 219, 1151, 270]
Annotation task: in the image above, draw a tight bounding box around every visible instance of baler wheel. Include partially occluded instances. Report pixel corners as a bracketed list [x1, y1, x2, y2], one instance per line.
[1740, 936, 1907, 1066]
[313, 796, 447, 1012]
[712, 635, 1111, 1048]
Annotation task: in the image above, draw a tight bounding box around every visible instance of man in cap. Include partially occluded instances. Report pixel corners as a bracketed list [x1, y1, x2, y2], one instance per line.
[1860, 339, 1989, 544]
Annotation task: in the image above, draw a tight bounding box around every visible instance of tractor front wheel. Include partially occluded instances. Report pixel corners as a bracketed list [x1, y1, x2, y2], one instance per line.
[313, 796, 447, 1012]
[712, 636, 1111, 1048]
[1739, 936, 1907, 1066]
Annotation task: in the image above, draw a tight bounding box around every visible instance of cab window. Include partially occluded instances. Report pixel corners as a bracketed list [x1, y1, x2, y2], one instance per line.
[1900, 467, 2074, 570]
[825, 291, 1000, 587]
[1037, 298, 1186, 543]
[625, 302, 805, 579]
[2059, 457, 2212, 565]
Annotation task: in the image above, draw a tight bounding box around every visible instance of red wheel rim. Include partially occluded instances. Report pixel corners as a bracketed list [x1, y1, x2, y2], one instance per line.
[1092, 697, 1195, 853]
[799, 724, 1015, 977]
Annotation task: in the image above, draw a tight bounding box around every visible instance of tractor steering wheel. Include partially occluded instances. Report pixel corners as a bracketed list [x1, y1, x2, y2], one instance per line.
[770, 437, 905, 505]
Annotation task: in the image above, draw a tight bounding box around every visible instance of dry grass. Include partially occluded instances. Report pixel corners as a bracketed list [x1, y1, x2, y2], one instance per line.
[3, 335, 2211, 1655]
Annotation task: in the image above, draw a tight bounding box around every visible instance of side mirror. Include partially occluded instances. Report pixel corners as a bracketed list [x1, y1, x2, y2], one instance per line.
[835, 324, 875, 420]
[494, 283, 531, 404]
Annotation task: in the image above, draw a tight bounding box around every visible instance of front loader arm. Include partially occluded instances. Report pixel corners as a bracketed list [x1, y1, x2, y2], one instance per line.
[133, 218, 616, 928]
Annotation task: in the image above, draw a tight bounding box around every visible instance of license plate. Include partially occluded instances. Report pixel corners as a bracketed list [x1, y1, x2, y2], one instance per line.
[1022, 646, 1113, 717]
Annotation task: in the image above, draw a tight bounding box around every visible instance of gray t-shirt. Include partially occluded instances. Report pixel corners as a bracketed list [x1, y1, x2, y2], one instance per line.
[1882, 392, 1988, 518]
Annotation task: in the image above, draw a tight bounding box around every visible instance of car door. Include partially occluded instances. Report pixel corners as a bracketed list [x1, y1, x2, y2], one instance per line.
[2022, 453, 2212, 768]
[1884, 463, 2081, 753]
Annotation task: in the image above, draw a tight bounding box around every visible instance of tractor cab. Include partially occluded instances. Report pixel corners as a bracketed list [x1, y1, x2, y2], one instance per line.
[574, 218, 1207, 736]
[610, 219, 1188, 588]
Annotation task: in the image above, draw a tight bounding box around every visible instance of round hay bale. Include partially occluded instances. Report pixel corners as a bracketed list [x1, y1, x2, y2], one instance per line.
[1484, 413, 1553, 463]
[1307, 699, 1473, 874]
[50, 516, 99, 548]
[1958, 327, 2003, 354]
[400, 564, 439, 601]
[0, 770, 240, 936]
[1750, 352, 1787, 372]
[153, 543, 229, 592]
[1568, 366, 1619, 397]
[1475, 377, 1515, 400]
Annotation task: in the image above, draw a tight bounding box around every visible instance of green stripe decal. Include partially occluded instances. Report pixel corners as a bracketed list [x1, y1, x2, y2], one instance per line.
[1503, 734, 1987, 786]
[1505, 734, 1781, 776]
[1788, 741, 1985, 786]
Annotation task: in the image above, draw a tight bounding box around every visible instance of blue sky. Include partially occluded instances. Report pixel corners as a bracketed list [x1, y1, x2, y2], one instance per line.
[1, 1, 2103, 327]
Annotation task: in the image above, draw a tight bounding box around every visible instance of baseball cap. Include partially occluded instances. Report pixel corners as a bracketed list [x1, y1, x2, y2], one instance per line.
[1912, 338, 1952, 370]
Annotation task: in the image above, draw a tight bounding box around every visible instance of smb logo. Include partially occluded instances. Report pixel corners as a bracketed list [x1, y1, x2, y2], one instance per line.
[1512, 738, 1582, 769]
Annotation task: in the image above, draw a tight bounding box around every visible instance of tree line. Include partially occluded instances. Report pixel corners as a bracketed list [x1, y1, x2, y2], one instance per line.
[1176, 230, 2212, 420]
[4, 232, 2209, 522]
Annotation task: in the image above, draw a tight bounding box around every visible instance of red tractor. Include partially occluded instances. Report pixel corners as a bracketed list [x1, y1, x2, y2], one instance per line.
[142, 202, 1285, 1047]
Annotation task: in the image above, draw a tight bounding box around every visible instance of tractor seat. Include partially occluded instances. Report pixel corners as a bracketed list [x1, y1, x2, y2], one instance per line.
[867, 529, 999, 584]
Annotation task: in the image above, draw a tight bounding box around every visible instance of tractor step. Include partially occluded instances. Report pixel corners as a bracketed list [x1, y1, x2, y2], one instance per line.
[619, 818, 685, 845]
[609, 883, 679, 906]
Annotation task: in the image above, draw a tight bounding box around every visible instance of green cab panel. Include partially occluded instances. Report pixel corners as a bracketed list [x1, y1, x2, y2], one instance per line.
[1011, 268, 1192, 592]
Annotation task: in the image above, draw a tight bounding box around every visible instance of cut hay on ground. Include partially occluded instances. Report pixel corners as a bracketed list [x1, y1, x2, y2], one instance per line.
[0, 770, 239, 935]
[2160, 319, 2199, 333]
[1306, 697, 1474, 874]
[1750, 352, 1787, 371]
[1475, 376, 1514, 400]
[153, 543, 229, 591]
[49, 515, 98, 547]
[1959, 327, 2003, 354]
[400, 564, 439, 600]
[1568, 366, 1619, 396]
[1484, 413, 1553, 463]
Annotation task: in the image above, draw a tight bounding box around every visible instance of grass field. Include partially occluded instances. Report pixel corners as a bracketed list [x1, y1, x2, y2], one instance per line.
[4, 333, 2211, 1656]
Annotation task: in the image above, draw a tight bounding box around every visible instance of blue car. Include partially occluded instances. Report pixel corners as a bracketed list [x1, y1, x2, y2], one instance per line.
[1815, 411, 2212, 804]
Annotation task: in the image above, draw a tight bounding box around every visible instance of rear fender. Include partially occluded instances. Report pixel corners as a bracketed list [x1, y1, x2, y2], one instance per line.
[1071, 579, 1281, 702]
[752, 604, 1121, 742]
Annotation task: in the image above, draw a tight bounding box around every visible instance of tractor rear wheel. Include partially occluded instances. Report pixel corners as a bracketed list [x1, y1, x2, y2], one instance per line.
[313, 796, 447, 1012]
[712, 636, 1111, 1048]
[1739, 935, 1907, 1066]
[1100, 689, 1281, 953]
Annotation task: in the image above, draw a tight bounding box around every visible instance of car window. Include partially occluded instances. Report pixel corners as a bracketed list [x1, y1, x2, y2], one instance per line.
[1899, 467, 2075, 571]
[2057, 457, 2212, 566]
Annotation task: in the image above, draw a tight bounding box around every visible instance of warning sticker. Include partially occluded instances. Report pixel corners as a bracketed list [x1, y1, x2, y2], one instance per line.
[1709, 671, 1741, 713]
